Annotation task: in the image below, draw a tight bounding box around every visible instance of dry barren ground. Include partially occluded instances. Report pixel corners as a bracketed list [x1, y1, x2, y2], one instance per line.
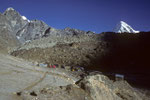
[0, 54, 78, 100]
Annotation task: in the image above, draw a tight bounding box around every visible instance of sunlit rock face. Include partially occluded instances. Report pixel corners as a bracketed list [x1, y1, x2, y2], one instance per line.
[16, 20, 49, 43]
[0, 13, 20, 52]
[3, 7, 29, 34]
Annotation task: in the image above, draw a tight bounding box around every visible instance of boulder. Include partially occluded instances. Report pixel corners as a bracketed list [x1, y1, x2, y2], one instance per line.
[77, 74, 121, 100]
[77, 74, 144, 100]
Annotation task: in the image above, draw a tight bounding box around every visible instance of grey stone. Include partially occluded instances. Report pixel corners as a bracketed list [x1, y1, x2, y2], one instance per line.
[3, 7, 28, 34]
[77, 74, 143, 100]
[16, 20, 49, 43]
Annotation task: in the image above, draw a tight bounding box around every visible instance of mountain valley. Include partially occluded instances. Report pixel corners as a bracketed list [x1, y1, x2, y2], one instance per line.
[0, 7, 150, 100]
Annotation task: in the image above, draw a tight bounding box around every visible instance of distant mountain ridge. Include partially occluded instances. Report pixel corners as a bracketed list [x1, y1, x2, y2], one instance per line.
[0, 7, 96, 44]
[0, 7, 142, 48]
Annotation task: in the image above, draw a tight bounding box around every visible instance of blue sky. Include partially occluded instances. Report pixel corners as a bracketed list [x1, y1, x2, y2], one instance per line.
[0, 0, 150, 33]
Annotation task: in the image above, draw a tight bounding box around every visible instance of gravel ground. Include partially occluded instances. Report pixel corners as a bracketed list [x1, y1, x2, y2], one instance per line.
[0, 54, 79, 100]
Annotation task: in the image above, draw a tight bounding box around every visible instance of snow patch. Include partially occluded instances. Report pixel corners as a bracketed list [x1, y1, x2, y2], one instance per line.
[22, 16, 30, 22]
[22, 16, 27, 20]
[16, 36, 20, 39]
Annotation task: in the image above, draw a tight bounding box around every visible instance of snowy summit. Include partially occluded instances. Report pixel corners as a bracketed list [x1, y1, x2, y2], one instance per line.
[22, 16, 27, 20]
[22, 16, 30, 22]
[113, 21, 139, 33]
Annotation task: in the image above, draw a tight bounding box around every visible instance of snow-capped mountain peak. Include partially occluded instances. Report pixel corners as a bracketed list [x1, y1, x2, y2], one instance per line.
[113, 21, 139, 33]
[5, 7, 30, 22]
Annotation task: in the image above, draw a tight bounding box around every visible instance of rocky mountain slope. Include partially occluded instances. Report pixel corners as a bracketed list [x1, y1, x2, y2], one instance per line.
[3, 7, 29, 34]
[0, 13, 20, 53]
[11, 34, 106, 67]
[0, 7, 95, 46]
[16, 20, 49, 43]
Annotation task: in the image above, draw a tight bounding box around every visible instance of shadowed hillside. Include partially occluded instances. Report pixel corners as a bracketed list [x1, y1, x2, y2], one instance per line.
[92, 32, 150, 88]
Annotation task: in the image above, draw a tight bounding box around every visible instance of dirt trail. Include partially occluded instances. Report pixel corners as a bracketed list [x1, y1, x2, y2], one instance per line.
[20, 72, 48, 91]
[0, 54, 78, 100]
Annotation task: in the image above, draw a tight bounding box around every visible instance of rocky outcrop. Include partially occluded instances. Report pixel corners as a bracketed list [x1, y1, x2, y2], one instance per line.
[0, 28, 20, 53]
[0, 7, 29, 53]
[16, 20, 49, 43]
[63, 27, 92, 35]
[77, 74, 144, 100]
[0, 13, 12, 31]
[0, 13, 20, 53]
[3, 7, 29, 34]
[0, 8, 50, 44]
[15, 23, 92, 43]
[77, 74, 121, 100]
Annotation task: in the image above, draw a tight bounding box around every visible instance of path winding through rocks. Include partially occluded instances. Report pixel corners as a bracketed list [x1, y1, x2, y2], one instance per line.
[0, 54, 78, 100]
